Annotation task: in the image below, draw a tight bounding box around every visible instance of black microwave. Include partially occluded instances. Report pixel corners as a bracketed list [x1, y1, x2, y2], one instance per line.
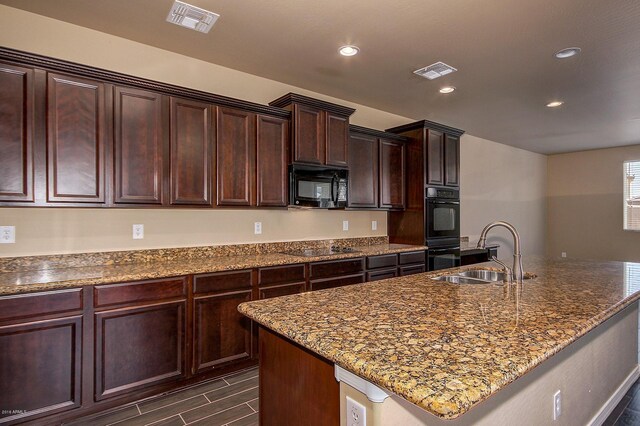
[289, 165, 348, 208]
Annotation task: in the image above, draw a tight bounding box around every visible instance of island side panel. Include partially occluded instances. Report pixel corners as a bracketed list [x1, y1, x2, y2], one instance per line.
[259, 326, 339, 426]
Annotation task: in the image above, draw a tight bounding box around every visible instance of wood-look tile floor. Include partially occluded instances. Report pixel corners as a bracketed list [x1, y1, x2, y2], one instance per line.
[65, 367, 258, 426]
[604, 378, 640, 426]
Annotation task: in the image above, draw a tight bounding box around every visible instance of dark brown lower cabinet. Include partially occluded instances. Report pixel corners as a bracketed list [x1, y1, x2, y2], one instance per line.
[193, 271, 253, 374]
[399, 264, 426, 276]
[0, 316, 82, 424]
[0, 288, 83, 424]
[367, 267, 398, 281]
[94, 300, 186, 400]
[193, 291, 252, 373]
[259, 327, 339, 426]
[309, 273, 365, 291]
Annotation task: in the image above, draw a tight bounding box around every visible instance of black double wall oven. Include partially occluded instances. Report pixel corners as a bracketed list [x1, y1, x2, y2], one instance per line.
[425, 187, 461, 271]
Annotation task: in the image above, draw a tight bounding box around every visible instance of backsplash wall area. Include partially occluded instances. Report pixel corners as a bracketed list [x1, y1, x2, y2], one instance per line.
[0, 209, 387, 257]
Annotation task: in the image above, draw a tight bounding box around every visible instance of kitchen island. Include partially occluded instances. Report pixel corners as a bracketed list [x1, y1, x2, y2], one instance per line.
[238, 257, 640, 425]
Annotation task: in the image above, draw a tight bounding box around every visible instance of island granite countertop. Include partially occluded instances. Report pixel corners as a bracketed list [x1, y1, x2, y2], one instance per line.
[0, 238, 426, 296]
[238, 256, 640, 419]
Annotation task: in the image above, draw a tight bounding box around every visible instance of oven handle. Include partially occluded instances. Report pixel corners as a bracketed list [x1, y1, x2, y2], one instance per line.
[429, 200, 460, 205]
[429, 247, 460, 253]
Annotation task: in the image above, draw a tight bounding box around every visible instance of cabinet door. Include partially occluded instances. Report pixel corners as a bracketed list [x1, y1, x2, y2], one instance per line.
[95, 301, 186, 400]
[47, 73, 106, 203]
[348, 133, 378, 208]
[426, 130, 444, 186]
[0, 316, 82, 423]
[309, 273, 365, 291]
[113, 86, 165, 204]
[170, 97, 213, 205]
[193, 290, 252, 374]
[293, 104, 323, 165]
[444, 134, 460, 187]
[0, 63, 34, 202]
[379, 139, 405, 209]
[256, 115, 288, 207]
[217, 107, 255, 206]
[325, 112, 348, 167]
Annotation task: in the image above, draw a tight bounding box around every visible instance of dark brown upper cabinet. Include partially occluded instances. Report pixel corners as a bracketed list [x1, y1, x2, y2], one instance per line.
[269, 93, 354, 168]
[348, 132, 378, 208]
[47, 73, 107, 204]
[426, 130, 445, 186]
[444, 134, 460, 187]
[113, 86, 165, 205]
[216, 107, 255, 206]
[379, 139, 405, 209]
[348, 126, 406, 210]
[170, 97, 213, 206]
[256, 114, 288, 207]
[216, 107, 289, 208]
[0, 63, 35, 203]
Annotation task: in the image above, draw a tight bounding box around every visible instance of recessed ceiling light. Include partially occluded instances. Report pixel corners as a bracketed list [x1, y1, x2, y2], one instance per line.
[339, 45, 359, 56]
[546, 101, 564, 108]
[166, 0, 219, 33]
[555, 47, 581, 59]
[439, 86, 456, 94]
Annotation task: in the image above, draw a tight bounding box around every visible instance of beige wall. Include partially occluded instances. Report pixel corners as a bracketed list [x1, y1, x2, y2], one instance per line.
[460, 135, 547, 256]
[0, 5, 548, 257]
[547, 145, 640, 261]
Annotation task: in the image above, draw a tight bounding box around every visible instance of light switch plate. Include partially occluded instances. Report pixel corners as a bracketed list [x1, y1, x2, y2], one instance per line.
[0, 226, 16, 244]
[371, 221, 377, 231]
[343, 220, 349, 231]
[132, 224, 144, 240]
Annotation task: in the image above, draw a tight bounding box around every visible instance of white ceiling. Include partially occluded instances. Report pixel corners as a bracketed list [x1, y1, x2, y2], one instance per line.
[2, 0, 640, 154]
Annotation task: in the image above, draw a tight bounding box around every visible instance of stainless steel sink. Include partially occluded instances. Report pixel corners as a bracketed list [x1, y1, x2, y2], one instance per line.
[432, 269, 534, 284]
[459, 269, 508, 281]
[432, 275, 494, 284]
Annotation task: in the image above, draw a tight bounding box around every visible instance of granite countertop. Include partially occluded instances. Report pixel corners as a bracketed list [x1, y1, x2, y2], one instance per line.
[0, 242, 426, 296]
[238, 256, 640, 419]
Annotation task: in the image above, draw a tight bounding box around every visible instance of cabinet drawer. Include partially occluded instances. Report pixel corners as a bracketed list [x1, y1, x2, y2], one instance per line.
[366, 268, 398, 282]
[194, 270, 252, 295]
[399, 265, 425, 276]
[259, 282, 306, 300]
[0, 288, 83, 322]
[258, 264, 305, 286]
[399, 251, 426, 265]
[95, 278, 187, 308]
[309, 273, 365, 291]
[309, 258, 364, 279]
[366, 254, 398, 270]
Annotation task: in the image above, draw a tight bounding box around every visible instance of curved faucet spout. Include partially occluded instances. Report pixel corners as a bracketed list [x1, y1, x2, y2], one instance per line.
[476, 221, 523, 284]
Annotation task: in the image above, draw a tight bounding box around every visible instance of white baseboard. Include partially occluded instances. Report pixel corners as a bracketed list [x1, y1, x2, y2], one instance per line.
[588, 365, 640, 426]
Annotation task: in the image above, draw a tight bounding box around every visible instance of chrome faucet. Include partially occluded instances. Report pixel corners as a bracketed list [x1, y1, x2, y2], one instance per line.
[477, 221, 524, 284]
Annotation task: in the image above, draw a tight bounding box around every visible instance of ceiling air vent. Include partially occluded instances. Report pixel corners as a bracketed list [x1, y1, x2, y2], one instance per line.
[166, 0, 220, 33]
[413, 62, 457, 80]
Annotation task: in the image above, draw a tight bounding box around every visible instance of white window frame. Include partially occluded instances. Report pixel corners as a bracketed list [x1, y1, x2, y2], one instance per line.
[624, 160, 640, 231]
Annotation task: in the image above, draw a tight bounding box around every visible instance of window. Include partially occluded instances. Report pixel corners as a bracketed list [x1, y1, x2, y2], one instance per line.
[624, 160, 640, 230]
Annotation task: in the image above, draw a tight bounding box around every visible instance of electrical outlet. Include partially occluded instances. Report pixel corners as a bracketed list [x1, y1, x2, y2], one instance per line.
[561, 252, 567, 258]
[346, 396, 366, 426]
[343, 220, 349, 231]
[371, 220, 377, 231]
[0, 226, 16, 244]
[254, 222, 262, 235]
[132, 224, 144, 240]
[553, 390, 561, 420]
